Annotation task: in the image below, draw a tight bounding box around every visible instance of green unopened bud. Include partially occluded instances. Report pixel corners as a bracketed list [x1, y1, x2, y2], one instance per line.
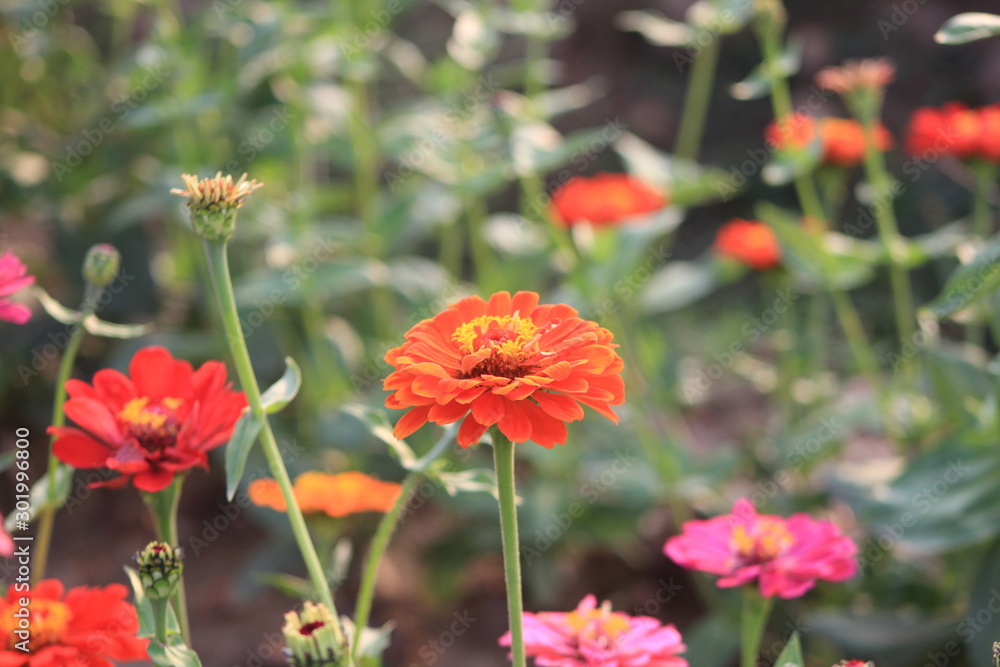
[136, 541, 184, 601]
[282, 602, 344, 666]
[82, 243, 120, 287]
[170, 172, 263, 242]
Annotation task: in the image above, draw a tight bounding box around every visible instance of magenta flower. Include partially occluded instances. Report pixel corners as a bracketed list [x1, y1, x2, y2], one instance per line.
[0, 513, 12, 558]
[499, 594, 687, 667]
[0, 250, 34, 324]
[664, 498, 857, 599]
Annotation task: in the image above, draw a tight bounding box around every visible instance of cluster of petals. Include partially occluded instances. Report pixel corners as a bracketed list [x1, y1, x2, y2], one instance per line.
[383, 291, 625, 448]
[0, 579, 149, 667]
[499, 595, 687, 667]
[49, 346, 247, 493]
[766, 113, 892, 167]
[815, 57, 895, 95]
[0, 250, 34, 325]
[906, 102, 1000, 162]
[664, 498, 857, 599]
[248, 471, 402, 518]
[549, 173, 667, 228]
[714, 219, 782, 271]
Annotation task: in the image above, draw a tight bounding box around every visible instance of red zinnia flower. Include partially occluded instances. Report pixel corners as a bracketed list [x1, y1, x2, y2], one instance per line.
[0, 250, 34, 325]
[664, 498, 857, 599]
[49, 346, 247, 492]
[906, 102, 1000, 162]
[383, 291, 625, 448]
[549, 173, 667, 228]
[249, 472, 403, 518]
[766, 113, 892, 167]
[499, 595, 687, 667]
[714, 219, 781, 270]
[0, 579, 149, 666]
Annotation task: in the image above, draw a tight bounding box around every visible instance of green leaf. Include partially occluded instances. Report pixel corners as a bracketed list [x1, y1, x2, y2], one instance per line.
[774, 632, 804, 667]
[33, 286, 81, 325]
[615, 10, 693, 46]
[147, 635, 203, 667]
[82, 314, 153, 339]
[224, 411, 264, 501]
[260, 356, 302, 414]
[340, 617, 394, 661]
[730, 39, 801, 101]
[924, 234, 1000, 320]
[640, 259, 725, 314]
[4, 466, 75, 531]
[935, 12, 1000, 44]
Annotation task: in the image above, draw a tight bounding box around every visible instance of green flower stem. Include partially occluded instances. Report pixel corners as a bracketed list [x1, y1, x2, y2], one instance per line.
[740, 588, 774, 667]
[351, 428, 455, 660]
[493, 433, 526, 667]
[350, 473, 419, 661]
[151, 598, 170, 645]
[969, 160, 996, 349]
[202, 239, 352, 661]
[35, 285, 100, 584]
[674, 35, 721, 162]
[142, 477, 190, 646]
[859, 114, 915, 345]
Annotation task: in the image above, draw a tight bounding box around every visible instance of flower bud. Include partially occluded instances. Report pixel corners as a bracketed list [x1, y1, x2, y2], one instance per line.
[136, 541, 184, 601]
[282, 602, 344, 666]
[170, 172, 263, 241]
[82, 243, 120, 287]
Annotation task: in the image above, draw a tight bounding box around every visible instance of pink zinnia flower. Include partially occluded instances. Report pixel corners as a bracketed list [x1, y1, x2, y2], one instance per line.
[0, 514, 12, 558]
[499, 595, 688, 667]
[664, 498, 857, 599]
[0, 250, 34, 324]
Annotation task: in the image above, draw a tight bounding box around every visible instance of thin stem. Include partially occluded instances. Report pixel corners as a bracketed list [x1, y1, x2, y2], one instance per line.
[674, 35, 721, 162]
[35, 286, 100, 584]
[740, 588, 774, 667]
[859, 113, 915, 345]
[202, 240, 351, 660]
[351, 473, 420, 661]
[143, 477, 191, 646]
[151, 598, 170, 645]
[969, 160, 996, 348]
[493, 433, 526, 667]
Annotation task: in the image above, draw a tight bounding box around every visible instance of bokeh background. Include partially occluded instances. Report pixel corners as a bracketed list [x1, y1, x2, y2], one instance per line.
[3, 0, 1000, 665]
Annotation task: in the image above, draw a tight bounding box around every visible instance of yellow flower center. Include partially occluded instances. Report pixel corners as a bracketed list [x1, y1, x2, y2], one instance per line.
[1, 599, 72, 650]
[119, 396, 183, 452]
[452, 315, 539, 378]
[732, 518, 795, 562]
[565, 604, 630, 641]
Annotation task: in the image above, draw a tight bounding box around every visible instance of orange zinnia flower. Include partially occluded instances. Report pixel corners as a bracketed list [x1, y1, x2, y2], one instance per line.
[714, 219, 781, 270]
[906, 102, 1000, 162]
[248, 472, 402, 518]
[383, 291, 625, 448]
[549, 173, 666, 228]
[766, 113, 892, 167]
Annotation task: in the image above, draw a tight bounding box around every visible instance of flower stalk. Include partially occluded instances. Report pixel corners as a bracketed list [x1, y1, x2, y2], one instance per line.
[493, 432, 526, 667]
[740, 588, 774, 667]
[142, 477, 191, 645]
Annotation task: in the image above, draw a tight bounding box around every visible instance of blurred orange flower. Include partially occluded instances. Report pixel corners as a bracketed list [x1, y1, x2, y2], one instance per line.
[384, 291, 625, 448]
[549, 173, 666, 227]
[249, 472, 402, 518]
[766, 113, 892, 167]
[906, 103, 1000, 162]
[714, 219, 781, 270]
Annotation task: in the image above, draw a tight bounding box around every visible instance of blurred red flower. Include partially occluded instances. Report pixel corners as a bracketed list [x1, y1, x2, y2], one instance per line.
[0, 579, 149, 666]
[664, 498, 857, 599]
[906, 102, 1000, 162]
[0, 250, 34, 325]
[766, 113, 892, 167]
[0, 515, 12, 558]
[714, 219, 781, 270]
[499, 594, 687, 667]
[384, 291, 625, 448]
[549, 173, 666, 227]
[49, 346, 247, 493]
[249, 472, 402, 518]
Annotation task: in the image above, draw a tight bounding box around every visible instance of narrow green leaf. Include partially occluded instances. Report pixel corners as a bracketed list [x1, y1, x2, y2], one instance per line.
[82, 314, 154, 339]
[925, 234, 1000, 320]
[147, 635, 203, 667]
[224, 411, 264, 501]
[774, 632, 805, 667]
[33, 286, 81, 325]
[935, 12, 1000, 44]
[615, 10, 693, 47]
[260, 356, 302, 414]
[731, 40, 802, 100]
[342, 404, 419, 469]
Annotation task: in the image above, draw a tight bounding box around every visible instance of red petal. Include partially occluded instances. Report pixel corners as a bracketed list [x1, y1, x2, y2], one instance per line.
[63, 396, 122, 446]
[52, 430, 113, 468]
[471, 392, 505, 426]
[132, 468, 175, 493]
[129, 346, 192, 399]
[498, 401, 532, 442]
[486, 291, 512, 316]
[532, 392, 585, 422]
[393, 405, 432, 439]
[520, 401, 567, 448]
[91, 369, 136, 409]
[457, 414, 489, 447]
[510, 291, 540, 316]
